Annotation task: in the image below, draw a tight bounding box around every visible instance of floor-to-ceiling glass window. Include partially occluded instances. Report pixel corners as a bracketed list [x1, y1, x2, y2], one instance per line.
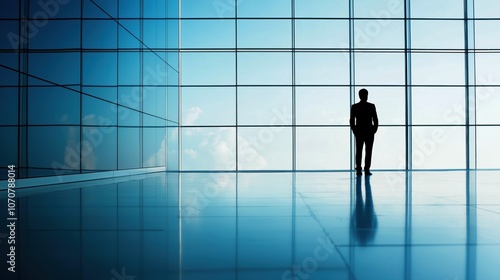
[179, 0, 500, 172]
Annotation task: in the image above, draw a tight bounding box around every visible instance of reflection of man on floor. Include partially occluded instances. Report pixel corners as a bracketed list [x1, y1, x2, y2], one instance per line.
[352, 176, 377, 245]
[350, 88, 378, 176]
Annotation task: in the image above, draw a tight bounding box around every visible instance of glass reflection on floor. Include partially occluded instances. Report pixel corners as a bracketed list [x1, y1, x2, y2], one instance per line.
[1, 171, 500, 279]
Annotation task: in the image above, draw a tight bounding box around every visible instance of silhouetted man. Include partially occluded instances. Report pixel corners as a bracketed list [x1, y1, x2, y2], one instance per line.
[350, 89, 378, 176]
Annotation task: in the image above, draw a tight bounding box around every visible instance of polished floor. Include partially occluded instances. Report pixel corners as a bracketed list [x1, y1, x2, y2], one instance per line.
[1, 171, 500, 280]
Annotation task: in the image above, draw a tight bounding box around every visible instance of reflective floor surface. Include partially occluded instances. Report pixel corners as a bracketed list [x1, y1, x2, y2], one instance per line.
[1, 171, 500, 280]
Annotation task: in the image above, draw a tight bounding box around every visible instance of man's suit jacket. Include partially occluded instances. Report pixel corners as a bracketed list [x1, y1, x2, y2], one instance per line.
[350, 101, 379, 136]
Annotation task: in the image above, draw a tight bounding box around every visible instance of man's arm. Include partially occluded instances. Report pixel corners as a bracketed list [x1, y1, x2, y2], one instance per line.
[350, 105, 356, 133]
[372, 104, 379, 133]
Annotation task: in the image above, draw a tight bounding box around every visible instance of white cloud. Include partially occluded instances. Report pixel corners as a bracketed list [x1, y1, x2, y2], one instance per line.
[184, 148, 198, 159]
[183, 106, 203, 126]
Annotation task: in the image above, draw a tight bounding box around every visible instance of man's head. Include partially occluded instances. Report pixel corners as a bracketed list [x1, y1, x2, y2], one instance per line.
[359, 88, 368, 101]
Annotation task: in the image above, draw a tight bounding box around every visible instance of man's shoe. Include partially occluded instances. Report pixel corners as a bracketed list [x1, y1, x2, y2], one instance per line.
[364, 170, 372, 176]
[356, 170, 362, 176]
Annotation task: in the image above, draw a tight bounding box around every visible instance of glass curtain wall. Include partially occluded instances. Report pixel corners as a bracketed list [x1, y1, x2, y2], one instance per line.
[0, 0, 180, 180]
[180, 0, 500, 171]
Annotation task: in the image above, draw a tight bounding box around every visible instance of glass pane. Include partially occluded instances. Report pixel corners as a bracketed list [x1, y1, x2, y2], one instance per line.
[145, 128, 167, 169]
[295, 52, 349, 85]
[118, 128, 140, 169]
[118, 106, 140, 126]
[475, 54, 500, 86]
[83, 0, 117, 18]
[143, 52, 168, 86]
[182, 87, 235, 126]
[118, 52, 140, 85]
[28, 87, 81, 125]
[0, 88, 18, 125]
[0, 2, 18, 18]
[167, 127, 179, 171]
[182, 127, 236, 170]
[357, 87, 405, 125]
[371, 127, 406, 169]
[237, 20, 291, 48]
[238, 87, 292, 125]
[182, 20, 235, 49]
[30, 0, 81, 18]
[412, 126, 465, 169]
[119, 0, 140, 18]
[143, 20, 167, 48]
[475, 20, 500, 49]
[0, 54, 18, 86]
[411, 0, 464, 18]
[0, 127, 18, 170]
[144, 0, 167, 18]
[476, 87, 500, 124]
[84, 86, 117, 103]
[82, 52, 118, 86]
[181, 0, 235, 18]
[28, 126, 81, 171]
[30, 20, 80, 49]
[167, 87, 179, 122]
[29, 53, 80, 85]
[355, 53, 405, 85]
[238, 127, 292, 170]
[81, 126, 117, 171]
[295, 0, 349, 18]
[411, 53, 465, 85]
[143, 87, 167, 118]
[82, 95, 117, 126]
[353, 20, 405, 49]
[475, 0, 500, 18]
[118, 87, 141, 110]
[477, 126, 500, 169]
[295, 20, 349, 49]
[296, 87, 350, 125]
[296, 127, 350, 170]
[181, 52, 235, 85]
[412, 87, 466, 125]
[411, 20, 464, 49]
[118, 20, 141, 48]
[354, 0, 404, 18]
[237, 0, 291, 18]
[82, 20, 117, 49]
[238, 52, 292, 85]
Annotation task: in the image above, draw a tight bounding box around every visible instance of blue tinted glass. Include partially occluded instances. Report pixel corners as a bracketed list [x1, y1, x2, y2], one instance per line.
[118, 128, 140, 169]
[295, 0, 349, 18]
[119, 0, 140, 18]
[143, 128, 166, 167]
[182, 87, 235, 126]
[411, 0, 464, 18]
[143, 87, 167, 118]
[143, 53, 168, 86]
[181, 0, 235, 18]
[411, 20, 464, 49]
[0, 21, 19, 50]
[167, 0, 179, 18]
[238, 87, 292, 125]
[295, 20, 349, 49]
[143, 20, 167, 48]
[167, 87, 179, 122]
[0, 54, 19, 86]
[0, 127, 18, 168]
[118, 106, 140, 126]
[237, 0, 291, 18]
[182, 20, 235, 49]
[181, 52, 235, 85]
[0, 1, 18, 18]
[28, 126, 81, 170]
[167, 127, 178, 171]
[30, 0, 81, 18]
[0, 88, 18, 125]
[118, 20, 141, 48]
[237, 20, 291, 48]
[167, 20, 179, 48]
[118, 87, 141, 110]
[29, 20, 80, 49]
[83, 0, 118, 18]
[83, 20, 118, 49]
[29, 52, 80, 85]
[82, 52, 117, 85]
[143, 114, 166, 127]
[144, 0, 167, 18]
[82, 95, 118, 126]
[295, 53, 350, 85]
[475, 0, 500, 18]
[81, 126, 117, 171]
[237, 52, 292, 85]
[83, 86, 117, 103]
[354, 0, 404, 18]
[28, 87, 80, 125]
[118, 52, 140, 85]
[353, 20, 405, 48]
